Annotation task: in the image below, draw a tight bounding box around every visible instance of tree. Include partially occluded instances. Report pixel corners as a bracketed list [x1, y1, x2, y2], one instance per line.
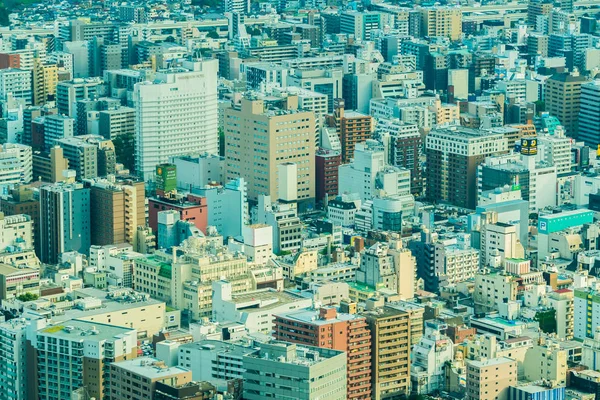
[207, 30, 220, 39]
[17, 292, 39, 302]
[534, 100, 545, 113]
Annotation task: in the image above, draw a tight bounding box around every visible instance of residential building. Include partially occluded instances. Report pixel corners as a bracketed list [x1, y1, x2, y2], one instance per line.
[0, 263, 39, 299]
[273, 307, 372, 399]
[420, 7, 462, 40]
[465, 357, 517, 400]
[328, 99, 374, 163]
[0, 68, 32, 105]
[315, 149, 341, 203]
[363, 305, 412, 400]
[34, 320, 138, 400]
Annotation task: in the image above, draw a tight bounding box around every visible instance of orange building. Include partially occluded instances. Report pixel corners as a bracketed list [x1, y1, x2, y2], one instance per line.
[327, 99, 374, 163]
[273, 307, 372, 399]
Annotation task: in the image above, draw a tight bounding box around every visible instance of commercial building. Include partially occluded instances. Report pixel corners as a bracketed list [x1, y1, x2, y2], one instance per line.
[39, 182, 90, 264]
[34, 320, 138, 400]
[134, 60, 218, 180]
[148, 192, 207, 235]
[224, 96, 315, 208]
[243, 341, 347, 400]
[315, 149, 341, 203]
[578, 79, 600, 147]
[274, 307, 372, 399]
[426, 125, 509, 209]
[545, 71, 589, 136]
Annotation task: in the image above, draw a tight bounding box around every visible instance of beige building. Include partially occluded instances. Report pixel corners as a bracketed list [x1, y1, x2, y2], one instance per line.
[88, 177, 145, 247]
[524, 340, 567, 386]
[466, 357, 517, 400]
[473, 272, 519, 309]
[545, 72, 589, 136]
[0, 263, 39, 300]
[363, 305, 411, 400]
[421, 7, 462, 41]
[224, 96, 315, 206]
[107, 357, 192, 400]
[32, 146, 69, 183]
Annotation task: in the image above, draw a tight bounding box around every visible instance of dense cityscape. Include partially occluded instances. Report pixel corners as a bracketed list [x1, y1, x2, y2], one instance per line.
[0, 0, 599, 399]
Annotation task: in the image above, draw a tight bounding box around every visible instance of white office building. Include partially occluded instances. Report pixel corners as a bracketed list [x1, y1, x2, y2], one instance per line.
[134, 59, 218, 180]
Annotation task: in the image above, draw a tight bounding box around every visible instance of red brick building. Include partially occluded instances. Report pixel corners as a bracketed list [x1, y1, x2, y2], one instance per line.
[148, 193, 207, 234]
[274, 307, 372, 399]
[315, 149, 341, 203]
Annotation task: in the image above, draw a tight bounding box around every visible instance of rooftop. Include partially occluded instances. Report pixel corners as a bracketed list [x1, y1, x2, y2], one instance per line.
[112, 357, 190, 379]
[39, 319, 135, 341]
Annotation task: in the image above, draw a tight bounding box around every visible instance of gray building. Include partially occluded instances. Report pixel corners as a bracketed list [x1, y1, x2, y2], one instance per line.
[39, 182, 90, 264]
[243, 341, 347, 400]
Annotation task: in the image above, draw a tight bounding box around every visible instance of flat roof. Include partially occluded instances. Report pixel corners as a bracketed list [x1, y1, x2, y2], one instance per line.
[275, 308, 361, 325]
[112, 357, 190, 379]
[40, 319, 135, 340]
[467, 356, 515, 368]
[179, 340, 257, 358]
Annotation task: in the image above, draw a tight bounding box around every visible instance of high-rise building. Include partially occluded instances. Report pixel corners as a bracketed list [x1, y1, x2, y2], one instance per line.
[98, 106, 135, 139]
[86, 177, 146, 247]
[363, 305, 411, 400]
[328, 99, 374, 163]
[315, 149, 341, 203]
[224, 96, 316, 207]
[242, 341, 347, 400]
[0, 68, 32, 105]
[55, 136, 98, 180]
[0, 318, 45, 400]
[134, 59, 218, 180]
[34, 319, 138, 400]
[578, 80, 600, 147]
[56, 77, 104, 117]
[420, 7, 462, 41]
[340, 11, 381, 41]
[274, 307, 372, 399]
[545, 72, 589, 137]
[426, 126, 508, 209]
[43, 114, 75, 152]
[39, 182, 90, 264]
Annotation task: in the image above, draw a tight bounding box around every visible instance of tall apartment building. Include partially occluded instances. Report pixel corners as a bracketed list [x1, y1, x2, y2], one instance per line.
[420, 7, 462, 41]
[86, 177, 145, 247]
[34, 320, 138, 400]
[56, 77, 104, 117]
[134, 59, 218, 180]
[545, 72, 589, 136]
[107, 357, 192, 400]
[55, 136, 98, 179]
[274, 307, 372, 399]
[98, 106, 135, 139]
[426, 125, 508, 209]
[528, 33, 549, 57]
[363, 306, 411, 400]
[328, 99, 374, 163]
[224, 96, 316, 207]
[243, 341, 347, 400]
[340, 11, 381, 41]
[0, 319, 43, 400]
[377, 119, 422, 195]
[43, 114, 75, 152]
[466, 357, 517, 400]
[0, 143, 32, 187]
[39, 182, 90, 264]
[315, 149, 341, 203]
[0, 68, 32, 105]
[32, 146, 70, 183]
[578, 80, 600, 147]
